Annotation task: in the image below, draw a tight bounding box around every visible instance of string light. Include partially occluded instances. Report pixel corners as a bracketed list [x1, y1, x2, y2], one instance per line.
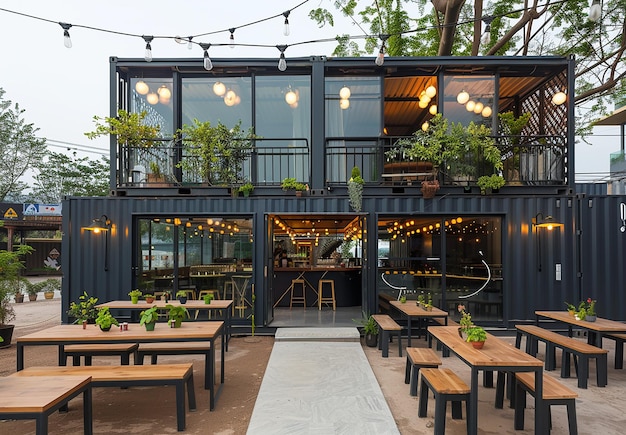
[142, 35, 153, 62]
[187, 36, 193, 50]
[282, 10, 290, 36]
[200, 43, 213, 71]
[457, 90, 470, 104]
[229, 28, 235, 48]
[135, 80, 149, 95]
[59, 22, 72, 48]
[375, 34, 389, 66]
[213, 81, 226, 96]
[588, 0, 601, 22]
[277, 45, 287, 71]
[481, 17, 492, 45]
[339, 86, 351, 99]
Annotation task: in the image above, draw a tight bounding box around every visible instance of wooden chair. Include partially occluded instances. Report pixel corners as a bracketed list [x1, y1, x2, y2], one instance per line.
[289, 279, 306, 308]
[318, 279, 336, 310]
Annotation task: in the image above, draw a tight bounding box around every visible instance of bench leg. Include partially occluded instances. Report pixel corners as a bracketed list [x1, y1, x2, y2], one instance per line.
[72, 355, 81, 366]
[397, 331, 402, 357]
[418, 377, 429, 418]
[450, 400, 462, 419]
[514, 380, 527, 430]
[404, 356, 411, 384]
[615, 340, 624, 369]
[566, 400, 578, 435]
[35, 415, 48, 435]
[175, 381, 186, 431]
[433, 394, 447, 435]
[83, 387, 93, 435]
[135, 353, 145, 365]
[381, 331, 390, 357]
[562, 350, 571, 378]
[577, 356, 589, 389]
[597, 354, 607, 387]
[495, 371, 505, 409]
[186, 374, 197, 411]
[515, 331, 522, 349]
[410, 366, 420, 397]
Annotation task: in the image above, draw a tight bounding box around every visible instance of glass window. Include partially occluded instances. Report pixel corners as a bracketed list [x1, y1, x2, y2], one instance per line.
[325, 77, 381, 137]
[442, 75, 495, 129]
[130, 77, 174, 136]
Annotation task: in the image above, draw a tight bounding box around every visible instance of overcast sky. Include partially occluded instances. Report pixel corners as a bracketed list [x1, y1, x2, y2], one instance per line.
[0, 0, 620, 182]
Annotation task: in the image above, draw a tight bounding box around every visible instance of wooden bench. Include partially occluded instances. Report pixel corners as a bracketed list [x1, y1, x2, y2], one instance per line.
[514, 372, 578, 434]
[418, 368, 470, 434]
[136, 342, 212, 389]
[13, 363, 195, 432]
[404, 347, 442, 396]
[371, 314, 403, 357]
[515, 324, 608, 388]
[602, 333, 626, 369]
[0, 375, 93, 435]
[63, 343, 139, 366]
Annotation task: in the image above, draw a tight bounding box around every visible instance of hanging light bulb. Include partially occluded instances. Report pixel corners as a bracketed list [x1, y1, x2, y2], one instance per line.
[59, 23, 72, 48]
[135, 80, 149, 95]
[277, 45, 288, 71]
[143, 35, 154, 62]
[480, 21, 491, 45]
[429, 104, 437, 115]
[200, 43, 213, 71]
[282, 11, 291, 36]
[552, 91, 567, 105]
[588, 0, 601, 22]
[339, 86, 351, 100]
[224, 90, 237, 106]
[339, 99, 350, 110]
[421, 122, 429, 131]
[466, 100, 476, 112]
[187, 36, 193, 50]
[481, 105, 492, 117]
[229, 28, 235, 48]
[157, 85, 171, 100]
[146, 92, 159, 105]
[375, 46, 385, 66]
[425, 85, 437, 99]
[418, 99, 429, 109]
[473, 101, 484, 114]
[457, 90, 470, 105]
[285, 89, 298, 105]
[213, 81, 226, 96]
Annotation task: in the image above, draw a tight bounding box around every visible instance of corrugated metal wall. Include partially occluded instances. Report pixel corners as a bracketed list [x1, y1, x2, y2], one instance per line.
[61, 192, 626, 325]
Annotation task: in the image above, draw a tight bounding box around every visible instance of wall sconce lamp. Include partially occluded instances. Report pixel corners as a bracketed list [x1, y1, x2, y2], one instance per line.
[532, 213, 563, 271]
[82, 215, 111, 271]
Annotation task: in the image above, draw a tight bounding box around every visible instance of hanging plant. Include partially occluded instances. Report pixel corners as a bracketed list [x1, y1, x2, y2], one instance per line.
[347, 166, 364, 212]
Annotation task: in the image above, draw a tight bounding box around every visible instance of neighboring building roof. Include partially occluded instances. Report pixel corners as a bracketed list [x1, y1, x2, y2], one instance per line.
[594, 105, 626, 126]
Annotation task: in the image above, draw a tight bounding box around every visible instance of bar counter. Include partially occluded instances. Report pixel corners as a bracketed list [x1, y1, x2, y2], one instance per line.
[273, 267, 361, 307]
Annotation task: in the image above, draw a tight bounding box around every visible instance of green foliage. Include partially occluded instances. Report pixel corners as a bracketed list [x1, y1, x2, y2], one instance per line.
[176, 290, 188, 298]
[281, 177, 307, 191]
[27, 278, 60, 296]
[477, 174, 506, 191]
[354, 315, 379, 335]
[178, 119, 254, 187]
[85, 109, 161, 147]
[0, 245, 34, 324]
[458, 304, 474, 329]
[140, 306, 159, 326]
[128, 289, 142, 298]
[67, 291, 99, 322]
[166, 304, 189, 323]
[237, 182, 255, 195]
[0, 88, 47, 202]
[465, 326, 487, 343]
[95, 307, 119, 329]
[29, 151, 110, 203]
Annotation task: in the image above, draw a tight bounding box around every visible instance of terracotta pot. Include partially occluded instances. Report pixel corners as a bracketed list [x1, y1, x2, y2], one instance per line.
[28, 294, 38, 302]
[145, 297, 155, 304]
[471, 341, 485, 349]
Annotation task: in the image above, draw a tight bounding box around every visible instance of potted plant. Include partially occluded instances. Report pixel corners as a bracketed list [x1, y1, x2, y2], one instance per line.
[148, 161, 167, 185]
[26, 280, 40, 302]
[565, 301, 577, 316]
[465, 326, 487, 348]
[498, 111, 531, 183]
[95, 307, 119, 331]
[143, 293, 155, 304]
[457, 304, 474, 339]
[237, 181, 255, 197]
[67, 291, 99, 324]
[0, 245, 33, 347]
[580, 298, 597, 322]
[177, 119, 254, 189]
[166, 304, 189, 328]
[354, 315, 379, 347]
[140, 306, 160, 331]
[176, 290, 188, 304]
[421, 179, 440, 199]
[85, 109, 161, 148]
[13, 284, 25, 303]
[281, 177, 308, 196]
[203, 293, 214, 304]
[347, 166, 364, 212]
[41, 278, 60, 299]
[128, 289, 142, 304]
[477, 174, 506, 195]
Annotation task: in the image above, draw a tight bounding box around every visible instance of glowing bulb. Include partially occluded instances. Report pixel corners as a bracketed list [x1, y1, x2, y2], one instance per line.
[146, 92, 159, 105]
[157, 85, 171, 99]
[339, 86, 351, 100]
[135, 80, 149, 95]
[418, 99, 429, 109]
[421, 122, 429, 131]
[481, 106, 492, 117]
[429, 104, 437, 115]
[339, 99, 350, 109]
[285, 90, 297, 105]
[213, 81, 226, 97]
[466, 100, 476, 112]
[457, 90, 469, 104]
[552, 91, 567, 105]
[589, 0, 601, 22]
[473, 101, 484, 114]
[278, 53, 287, 71]
[143, 36, 154, 62]
[425, 85, 437, 98]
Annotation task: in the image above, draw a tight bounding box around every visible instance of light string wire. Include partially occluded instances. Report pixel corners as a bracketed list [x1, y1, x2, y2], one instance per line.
[0, 0, 578, 56]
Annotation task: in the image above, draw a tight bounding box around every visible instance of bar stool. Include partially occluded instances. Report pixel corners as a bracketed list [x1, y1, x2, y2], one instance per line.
[318, 279, 336, 310]
[289, 279, 306, 308]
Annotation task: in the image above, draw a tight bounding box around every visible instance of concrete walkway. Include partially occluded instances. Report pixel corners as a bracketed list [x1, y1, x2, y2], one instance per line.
[247, 328, 400, 434]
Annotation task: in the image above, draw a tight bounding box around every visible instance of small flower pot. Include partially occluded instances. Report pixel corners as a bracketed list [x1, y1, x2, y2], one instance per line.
[131, 296, 139, 304]
[144, 297, 155, 304]
[178, 296, 187, 304]
[585, 315, 597, 322]
[471, 341, 485, 349]
[100, 325, 111, 332]
[365, 333, 378, 347]
[145, 322, 156, 331]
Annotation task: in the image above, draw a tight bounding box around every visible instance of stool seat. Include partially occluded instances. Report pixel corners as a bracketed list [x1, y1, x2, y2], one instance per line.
[289, 279, 306, 308]
[318, 279, 336, 310]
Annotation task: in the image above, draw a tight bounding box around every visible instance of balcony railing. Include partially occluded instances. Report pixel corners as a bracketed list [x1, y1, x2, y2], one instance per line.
[117, 134, 566, 189]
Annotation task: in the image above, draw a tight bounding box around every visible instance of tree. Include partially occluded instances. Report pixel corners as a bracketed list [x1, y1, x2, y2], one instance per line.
[29, 151, 110, 203]
[310, 0, 626, 126]
[0, 88, 47, 202]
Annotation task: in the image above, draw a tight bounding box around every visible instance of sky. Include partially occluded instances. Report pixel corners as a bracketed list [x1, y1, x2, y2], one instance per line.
[0, 0, 621, 183]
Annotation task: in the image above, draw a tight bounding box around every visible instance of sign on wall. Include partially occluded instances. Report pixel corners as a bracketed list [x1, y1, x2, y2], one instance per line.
[23, 204, 62, 216]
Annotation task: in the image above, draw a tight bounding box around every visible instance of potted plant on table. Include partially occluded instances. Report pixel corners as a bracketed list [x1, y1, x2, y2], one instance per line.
[95, 307, 119, 331]
[565, 301, 577, 317]
[465, 326, 487, 349]
[128, 289, 142, 304]
[143, 294, 155, 304]
[140, 306, 159, 331]
[0, 245, 34, 347]
[580, 298, 597, 322]
[166, 304, 189, 328]
[176, 290, 189, 304]
[67, 291, 99, 324]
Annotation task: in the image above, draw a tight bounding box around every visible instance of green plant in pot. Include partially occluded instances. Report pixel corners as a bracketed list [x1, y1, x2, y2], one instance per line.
[354, 315, 379, 347]
[95, 307, 119, 331]
[465, 326, 487, 348]
[67, 291, 99, 324]
[203, 293, 214, 304]
[176, 290, 189, 304]
[128, 289, 142, 304]
[0, 245, 34, 347]
[281, 177, 308, 195]
[85, 109, 161, 148]
[477, 174, 506, 195]
[143, 293, 155, 304]
[26, 279, 41, 301]
[166, 304, 189, 328]
[140, 306, 159, 331]
[237, 181, 255, 197]
[497, 111, 531, 183]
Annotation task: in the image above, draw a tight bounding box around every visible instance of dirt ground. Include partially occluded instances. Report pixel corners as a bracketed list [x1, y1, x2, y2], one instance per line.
[2, 296, 626, 434]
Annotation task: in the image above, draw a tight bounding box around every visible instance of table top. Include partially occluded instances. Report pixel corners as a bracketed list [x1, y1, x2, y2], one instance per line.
[0, 375, 91, 412]
[390, 300, 448, 317]
[428, 326, 543, 368]
[17, 321, 223, 344]
[536, 311, 626, 332]
[98, 299, 233, 310]
[190, 273, 226, 278]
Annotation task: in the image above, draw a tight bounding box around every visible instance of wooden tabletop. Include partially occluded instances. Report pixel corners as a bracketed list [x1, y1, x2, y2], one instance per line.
[17, 321, 223, 344]
[0, 375, 91, 413]
[428, 326, 543, 367]
[390, 300, 448, 317]
[536, 311, 626, 332]
[98, 299, 233, 310]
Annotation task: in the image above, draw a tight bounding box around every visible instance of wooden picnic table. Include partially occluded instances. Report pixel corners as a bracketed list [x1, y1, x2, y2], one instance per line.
[535, 310, 626, 346]
[390, 300, 448, 347]
[428, 325, 545, 435]
[16, 321, 224, 411]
